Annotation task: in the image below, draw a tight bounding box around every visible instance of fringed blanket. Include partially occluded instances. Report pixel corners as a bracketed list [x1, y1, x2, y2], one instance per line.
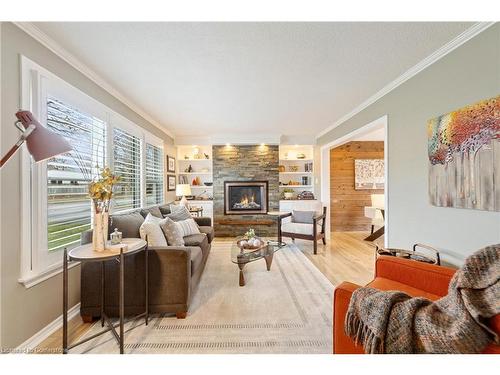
[345, 244, 500, 353]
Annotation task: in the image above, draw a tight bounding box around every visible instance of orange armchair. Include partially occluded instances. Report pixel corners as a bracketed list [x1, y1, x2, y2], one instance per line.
[333, 255, 500, 354]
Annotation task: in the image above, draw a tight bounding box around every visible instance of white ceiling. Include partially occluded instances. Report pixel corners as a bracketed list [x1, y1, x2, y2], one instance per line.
[33, 22, 473, 139]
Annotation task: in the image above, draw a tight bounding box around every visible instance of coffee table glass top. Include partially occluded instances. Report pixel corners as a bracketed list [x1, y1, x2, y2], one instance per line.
[231, 239, 286, 265]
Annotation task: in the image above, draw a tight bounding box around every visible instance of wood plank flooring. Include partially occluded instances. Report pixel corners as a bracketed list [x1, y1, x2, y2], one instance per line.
[36, 231, 375, 353]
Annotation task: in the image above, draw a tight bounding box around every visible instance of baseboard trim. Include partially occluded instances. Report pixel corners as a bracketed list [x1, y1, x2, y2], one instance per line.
[14, 303, 81, 352]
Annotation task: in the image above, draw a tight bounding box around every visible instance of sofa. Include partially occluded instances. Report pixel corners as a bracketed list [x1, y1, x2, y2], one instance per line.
[79, 202, 214, 320]
[333, 255, 500, 354]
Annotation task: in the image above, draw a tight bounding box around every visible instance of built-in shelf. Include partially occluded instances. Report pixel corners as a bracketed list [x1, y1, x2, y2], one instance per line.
[279, 171, 313, 174]
[279, 185, 313, 188]
[190, 185, 213, 188]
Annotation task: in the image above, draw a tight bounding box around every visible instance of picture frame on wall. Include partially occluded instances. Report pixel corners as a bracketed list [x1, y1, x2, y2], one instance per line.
[167, 175, 176, 191]
[167, 155, 176, 173]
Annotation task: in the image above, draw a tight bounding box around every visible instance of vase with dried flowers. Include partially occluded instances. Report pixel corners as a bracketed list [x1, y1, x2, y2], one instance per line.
[88, 167, 121, 251]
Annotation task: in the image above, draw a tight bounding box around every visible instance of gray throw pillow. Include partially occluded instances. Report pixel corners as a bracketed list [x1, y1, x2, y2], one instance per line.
[160, 217, 185, 246]
[292, 210, 315, 224]
[110, 212, 145, 238]
[158, 203, 173, 216]
[140, 206, 163, 218]
[165, 205, 192, 222]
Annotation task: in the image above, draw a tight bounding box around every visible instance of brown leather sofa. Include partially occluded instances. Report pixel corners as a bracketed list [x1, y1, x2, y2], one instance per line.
[79, 203, 213, 320]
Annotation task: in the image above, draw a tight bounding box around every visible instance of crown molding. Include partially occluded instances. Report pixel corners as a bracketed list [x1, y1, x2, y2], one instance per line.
[13, 22, 175, 140]
[316, 22, 496, 140]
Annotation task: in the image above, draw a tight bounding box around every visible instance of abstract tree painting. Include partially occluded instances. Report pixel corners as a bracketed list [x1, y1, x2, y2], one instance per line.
[428, 95, 500, 211]
[354, 159, 384, 190]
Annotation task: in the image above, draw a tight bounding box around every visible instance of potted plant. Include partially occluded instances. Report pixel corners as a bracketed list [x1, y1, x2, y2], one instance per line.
[282, 188, 294, 200]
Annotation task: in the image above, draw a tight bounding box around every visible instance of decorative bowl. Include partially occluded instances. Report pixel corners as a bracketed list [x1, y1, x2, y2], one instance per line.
[237, 237, 266, 251]
[204, 182, 213, 186]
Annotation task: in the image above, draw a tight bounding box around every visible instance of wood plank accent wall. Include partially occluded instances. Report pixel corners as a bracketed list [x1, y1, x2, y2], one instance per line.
[330, 141, 384, 232]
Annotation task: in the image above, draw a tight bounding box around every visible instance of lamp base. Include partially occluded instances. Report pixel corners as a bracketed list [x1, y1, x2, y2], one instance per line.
[180, 195, 189, 207]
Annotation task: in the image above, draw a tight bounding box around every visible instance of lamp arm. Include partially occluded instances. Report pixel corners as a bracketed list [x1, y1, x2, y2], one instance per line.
[0, 124, 36, 168]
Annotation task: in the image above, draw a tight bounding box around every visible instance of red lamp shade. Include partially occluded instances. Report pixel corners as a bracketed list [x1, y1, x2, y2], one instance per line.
[16, 110, 72, 162]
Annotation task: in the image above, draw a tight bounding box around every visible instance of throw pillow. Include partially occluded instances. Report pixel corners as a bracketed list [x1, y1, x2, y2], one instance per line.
[175, 218, 201, 237]
[292, 210, 315, 224]
[139, 213, 168, 247]
[166, 205, 193, 221]
[160, 217, 185, 246]
[139, 206, 163, 218]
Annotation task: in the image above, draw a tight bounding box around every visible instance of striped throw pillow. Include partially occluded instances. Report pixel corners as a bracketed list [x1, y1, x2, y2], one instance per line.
[175, 218, 200, 237]
[166, 205, 192, 221]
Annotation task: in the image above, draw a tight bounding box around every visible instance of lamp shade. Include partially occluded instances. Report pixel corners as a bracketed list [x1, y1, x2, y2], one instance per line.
[16, 110, 72, 162]
[176, 184, 192, 197]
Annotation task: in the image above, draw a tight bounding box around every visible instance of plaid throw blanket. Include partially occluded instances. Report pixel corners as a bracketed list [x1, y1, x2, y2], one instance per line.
[345, 244, 500, 353]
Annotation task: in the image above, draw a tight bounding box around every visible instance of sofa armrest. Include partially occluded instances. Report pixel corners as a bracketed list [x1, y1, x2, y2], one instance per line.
[333, 282, 364, 354]
[194, 216, 212, 227]
[375, 255, 456, 296]
[146, 246, 198, 308]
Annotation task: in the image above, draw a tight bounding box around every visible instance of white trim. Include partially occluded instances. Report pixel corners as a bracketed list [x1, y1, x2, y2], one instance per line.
[316, 22, 495, 139]
[14, 303, 81, 352]
[18, 261, 79, 289]
[13, 22, 175, 140]
[320, 115, 389, 248]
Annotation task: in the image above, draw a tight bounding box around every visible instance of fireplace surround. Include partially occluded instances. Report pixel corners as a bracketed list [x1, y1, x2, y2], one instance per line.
[224, 181, 268, 215]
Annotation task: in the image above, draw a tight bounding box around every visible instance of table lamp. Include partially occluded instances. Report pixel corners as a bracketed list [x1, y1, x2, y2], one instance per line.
[0, 110, 72, 168]
[176, 184, 192, 207]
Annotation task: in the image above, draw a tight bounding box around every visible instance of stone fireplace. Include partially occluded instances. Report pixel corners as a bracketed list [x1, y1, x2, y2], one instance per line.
[213, 145, 279, 237]
[224, 181, 268, 215]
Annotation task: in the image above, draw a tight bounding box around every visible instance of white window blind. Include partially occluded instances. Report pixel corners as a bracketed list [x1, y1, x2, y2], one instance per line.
[113, 127, 142, 211]
[145, 143, 164, 206]
[46, 97, 106, 252]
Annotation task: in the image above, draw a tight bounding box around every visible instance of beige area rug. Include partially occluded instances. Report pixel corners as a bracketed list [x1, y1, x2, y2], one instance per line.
[74, 240, 335, 354]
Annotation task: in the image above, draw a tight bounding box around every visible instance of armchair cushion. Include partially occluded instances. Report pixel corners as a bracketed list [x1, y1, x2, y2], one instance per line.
[281, 222, 320, 236]
[292, 210, 315, 224]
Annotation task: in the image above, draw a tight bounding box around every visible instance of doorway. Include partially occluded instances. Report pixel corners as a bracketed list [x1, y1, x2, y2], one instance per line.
[320, 115, 388, 248]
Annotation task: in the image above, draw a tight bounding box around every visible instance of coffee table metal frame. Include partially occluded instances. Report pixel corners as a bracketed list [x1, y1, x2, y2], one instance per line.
[62, 238, 148, 354]
[231, 240, 286, 286]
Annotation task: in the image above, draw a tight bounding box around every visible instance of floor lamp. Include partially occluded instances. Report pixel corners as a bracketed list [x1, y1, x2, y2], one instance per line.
[0, 110, 72, 168]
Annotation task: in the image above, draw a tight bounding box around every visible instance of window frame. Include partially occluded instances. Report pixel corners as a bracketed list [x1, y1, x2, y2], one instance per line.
[19, 56, 165, 288]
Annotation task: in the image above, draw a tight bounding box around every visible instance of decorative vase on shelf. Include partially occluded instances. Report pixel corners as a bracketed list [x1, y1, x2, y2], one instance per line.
[92, 210, 109, 252]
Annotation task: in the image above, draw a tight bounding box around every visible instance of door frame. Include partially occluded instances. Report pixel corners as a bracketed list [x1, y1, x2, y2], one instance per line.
[320, 114, 389, 247]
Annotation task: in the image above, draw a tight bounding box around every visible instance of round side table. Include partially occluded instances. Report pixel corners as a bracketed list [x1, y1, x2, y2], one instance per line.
[63, 238, 147, 354]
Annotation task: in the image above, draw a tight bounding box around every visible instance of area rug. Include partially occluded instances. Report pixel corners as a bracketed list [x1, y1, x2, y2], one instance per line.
[74, 240, 335, 354]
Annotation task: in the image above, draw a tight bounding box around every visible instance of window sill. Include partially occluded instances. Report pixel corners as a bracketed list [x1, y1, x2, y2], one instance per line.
[18, 261, 80, 289]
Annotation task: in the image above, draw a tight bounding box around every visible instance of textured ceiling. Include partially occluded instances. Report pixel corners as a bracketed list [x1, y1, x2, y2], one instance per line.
[33, 22, 473, 138]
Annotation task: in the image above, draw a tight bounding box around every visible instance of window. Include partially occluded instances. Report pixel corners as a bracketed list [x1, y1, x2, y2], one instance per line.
[113, 128, 142, 211]
[20, 56, 166, 287]
[46, 98, 106, 252]
[145, 143, 164, 206]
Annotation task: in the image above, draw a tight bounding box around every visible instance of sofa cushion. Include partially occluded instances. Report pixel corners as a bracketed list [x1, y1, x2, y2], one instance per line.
[165, 206, 192, 221]
[198, 226, 214, 243]
[140, 206, 163, 218]
[139, 214, 168, 247]
[160, 217, 185, 246]
[281, 222, 321, 236]
[190, 246, 203, 274]
[184, 233, 209, 256]
[110, 211, 145, 239]
[158, 203, 172, 216]
[367, 277, 441, 301]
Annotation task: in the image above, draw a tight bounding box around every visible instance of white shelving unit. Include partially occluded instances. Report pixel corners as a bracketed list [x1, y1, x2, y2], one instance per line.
[279, 145, 315, 200]
[176, 145, 214, 219]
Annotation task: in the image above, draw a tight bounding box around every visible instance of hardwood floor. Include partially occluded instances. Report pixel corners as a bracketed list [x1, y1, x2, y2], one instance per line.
[36, 231, 375, 352]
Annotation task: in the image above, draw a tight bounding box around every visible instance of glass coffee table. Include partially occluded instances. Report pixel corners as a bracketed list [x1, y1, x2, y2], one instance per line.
[231, 240, 286, 286]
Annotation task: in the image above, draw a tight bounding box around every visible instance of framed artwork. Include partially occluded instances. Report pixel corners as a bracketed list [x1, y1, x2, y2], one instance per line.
[167, 155, 176, 173]
[167, 175, 176, 191]
[354, 159, 384, 190]
[428, 95, 499, 211]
